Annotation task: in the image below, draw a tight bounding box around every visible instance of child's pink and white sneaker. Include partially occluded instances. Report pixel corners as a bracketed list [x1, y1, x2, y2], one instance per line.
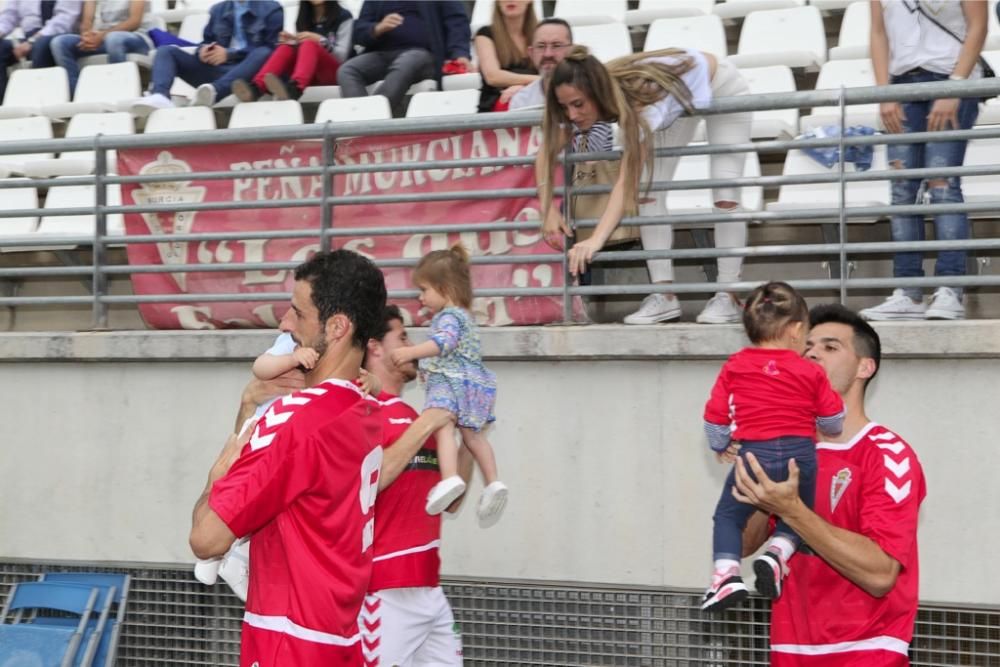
[753, 546, 789, 600]
[701, 567, 748, 612]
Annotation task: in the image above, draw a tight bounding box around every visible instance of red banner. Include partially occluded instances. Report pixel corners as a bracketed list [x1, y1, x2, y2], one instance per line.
[119, 127, 568, 329]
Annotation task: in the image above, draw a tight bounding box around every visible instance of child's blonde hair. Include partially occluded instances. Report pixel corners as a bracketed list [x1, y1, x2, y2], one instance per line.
[412, 243, 473, 309]
[742, 281, 809, 345]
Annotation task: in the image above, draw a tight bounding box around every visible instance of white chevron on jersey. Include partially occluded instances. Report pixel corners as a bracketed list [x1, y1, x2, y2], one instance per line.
[876, 441, 906, 455]
[883, 455, 911, 479]
[387, 417, 413, 425]
[885, 478, 912, 503]
[359, 594, 381, 666]
[869, 431, 899, 441]
[249, 381, 341, 452]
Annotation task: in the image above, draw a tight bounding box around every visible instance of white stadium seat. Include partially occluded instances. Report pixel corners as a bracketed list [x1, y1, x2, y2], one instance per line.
[178, 13, 210, 44]
[553, 0, 627, 26]
[156, 0, 223, 24]
[43, 62, 142, 118]
[406, 90, 480, 118]
[315, 96, 392, 124]
[828, 1, 870, 61]
[666, 150, 764, 215]
[0, 68, 70, 119]
[470, 0, 544, 31]
[958, 131, 1000, 215]
[442, 73, 483, 92]
[228, 100, 304, 128]
[0, 116, 54, 177]
[988, 0, 1000, 51]
[727, 6, 827, 70]
[713, 0, 803, 21]
[738, 65, 799, 138]
[627, 0, 717, 28]
[800, 59, 879, 132]
[643, 15, 727, 58]
[767, 146, 889, 223]
[0, 182, 40, 244]
[22, 112, 134, 178]
[145, 106, 217, 133]
[977, 51, 1000, 126]
[573, 22, 633, 63]
[810, 0, 864, 12]
[38, 178, 125, 241]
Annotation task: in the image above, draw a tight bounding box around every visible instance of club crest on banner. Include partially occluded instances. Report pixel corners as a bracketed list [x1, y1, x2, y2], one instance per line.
[131, 151, 206, 290]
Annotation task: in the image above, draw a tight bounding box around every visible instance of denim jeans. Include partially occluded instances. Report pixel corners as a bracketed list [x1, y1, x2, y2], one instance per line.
[150, 45, 273, 98]
[888, 69, 979, 300]
[337, 48, 435, 117]
[50, 31, 150, 93]
[712, 436, 816, 562]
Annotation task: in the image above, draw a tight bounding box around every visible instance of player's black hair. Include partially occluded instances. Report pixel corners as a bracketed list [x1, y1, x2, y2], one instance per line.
[373, 305, 405, 343]
[294, 250, 387, 349]
[809, 303, 882, 389]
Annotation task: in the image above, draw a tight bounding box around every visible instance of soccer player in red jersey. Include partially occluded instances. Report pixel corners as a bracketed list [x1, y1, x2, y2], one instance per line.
[735, 304, 927, 666]
[359, 305, 472, 666]
[190, 250, 388, 666]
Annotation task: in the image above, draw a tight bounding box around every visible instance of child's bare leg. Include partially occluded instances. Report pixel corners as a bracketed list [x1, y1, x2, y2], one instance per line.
[459, 427, 499, 484]
[425, 416, 467, 515]
[436, 419, 459, 479]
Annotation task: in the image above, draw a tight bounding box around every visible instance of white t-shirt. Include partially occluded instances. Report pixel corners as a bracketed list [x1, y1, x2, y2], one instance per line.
[639, 49, 714, 132]
[252, 332, 298, 420]
[509, 78, 546, 110]
[881, 0, 982, 77]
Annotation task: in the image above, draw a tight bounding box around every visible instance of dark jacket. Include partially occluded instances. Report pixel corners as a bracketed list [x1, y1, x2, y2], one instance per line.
[202, 0, 283, 61]
[350, 1, 470, 76]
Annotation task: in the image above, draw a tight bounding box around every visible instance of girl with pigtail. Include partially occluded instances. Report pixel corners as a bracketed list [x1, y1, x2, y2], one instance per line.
[390, 244, 508, 527]
[535, 46, 752, 325]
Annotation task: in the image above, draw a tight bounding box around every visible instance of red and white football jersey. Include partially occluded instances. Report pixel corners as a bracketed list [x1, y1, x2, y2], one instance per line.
[210, 379, 383, 666]
[770, 422, 926, 667]
[369, 392, 442, 591]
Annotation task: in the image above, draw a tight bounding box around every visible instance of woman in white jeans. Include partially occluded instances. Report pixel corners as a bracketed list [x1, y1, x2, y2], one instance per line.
[536, 46, 752, 324]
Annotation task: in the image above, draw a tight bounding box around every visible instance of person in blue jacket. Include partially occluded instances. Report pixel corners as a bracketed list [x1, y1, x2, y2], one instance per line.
[132, 0, 282, 113]
[338, 1, 471, 116]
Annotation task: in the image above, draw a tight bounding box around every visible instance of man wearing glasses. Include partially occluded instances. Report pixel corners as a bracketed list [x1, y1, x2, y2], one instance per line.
[509, 17, 572, 110]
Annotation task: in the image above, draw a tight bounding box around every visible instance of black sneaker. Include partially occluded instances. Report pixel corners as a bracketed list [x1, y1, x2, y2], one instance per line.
[752, 548, 788, 600]
[701, 571, 748, 613]
[264, 72, 302, 101]
[231, 78, 261, 102]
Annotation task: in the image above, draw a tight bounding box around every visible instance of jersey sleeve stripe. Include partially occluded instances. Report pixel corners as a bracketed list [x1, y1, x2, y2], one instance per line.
[372, 539, 441, 563]
[243, 611, 361, 647]
[771, 635, 910, 657]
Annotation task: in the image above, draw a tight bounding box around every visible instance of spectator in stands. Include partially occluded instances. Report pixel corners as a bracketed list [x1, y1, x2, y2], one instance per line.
[509, 17, 572, 110]
[0, 1, 81, 101]
[862, 0, 987, 321]
[190, 249, 386, 664]
[232, 0, 352, 102]
[50, 0, 155, 94]
[132, 0, 282, 112]
[474, 0, 538, 112]
[338, 1, 471, 117]
[536, 46, 752, 325]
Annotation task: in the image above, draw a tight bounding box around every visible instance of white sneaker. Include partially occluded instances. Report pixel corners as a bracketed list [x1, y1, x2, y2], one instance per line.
[426, 476, 467, 515]
[477, 481, 509, 529]
[218, 548, 249, 602]
[193, 558, 221, 586]
[190, 83, 217, 107]
[925, 286, 965, 320]
[623, 293, 682, 324]
[696, 292, 742, 324]
[131, 93, 174, 117]
[859, 289, 926, 321]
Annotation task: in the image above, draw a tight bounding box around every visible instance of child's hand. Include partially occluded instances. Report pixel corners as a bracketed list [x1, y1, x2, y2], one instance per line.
[715, 442, 742, 464]
[390, 348, 412, 367]
[293, 346, 319, 369]
[357, 368, 381, 396]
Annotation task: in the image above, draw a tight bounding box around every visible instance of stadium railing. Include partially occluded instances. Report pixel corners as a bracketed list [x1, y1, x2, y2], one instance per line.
[0, 77, 999, 328]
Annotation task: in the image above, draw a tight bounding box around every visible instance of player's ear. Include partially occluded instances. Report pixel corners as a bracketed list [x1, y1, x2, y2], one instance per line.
[325, 312, 352, 343]
[366, 337, 382, 359]
[857, 357, 876, 382]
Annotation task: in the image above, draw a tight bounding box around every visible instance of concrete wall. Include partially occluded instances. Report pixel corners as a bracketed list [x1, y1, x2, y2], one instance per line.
[0, 323, 997, 606]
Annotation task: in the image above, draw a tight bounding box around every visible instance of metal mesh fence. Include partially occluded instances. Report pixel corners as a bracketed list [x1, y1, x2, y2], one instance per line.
[0, 561, 997, 666]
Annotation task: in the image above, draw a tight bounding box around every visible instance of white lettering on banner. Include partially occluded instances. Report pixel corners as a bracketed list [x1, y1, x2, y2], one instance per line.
[241, 239, 286, 286]
[231, 154, 323, 202]
[251, 304, 281, 328]
[171, 305, 216, 329]
[343, 238, 376, 260]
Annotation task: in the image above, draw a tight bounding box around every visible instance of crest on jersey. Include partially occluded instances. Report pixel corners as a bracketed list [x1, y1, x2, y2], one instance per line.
[830, 467, 852, 512]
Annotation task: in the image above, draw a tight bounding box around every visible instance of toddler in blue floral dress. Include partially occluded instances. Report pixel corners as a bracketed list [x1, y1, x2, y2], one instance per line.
[390, 244, 509, 527]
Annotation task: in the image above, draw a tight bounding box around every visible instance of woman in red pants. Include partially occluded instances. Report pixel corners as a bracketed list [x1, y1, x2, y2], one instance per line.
[233, 0, 352, 101]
